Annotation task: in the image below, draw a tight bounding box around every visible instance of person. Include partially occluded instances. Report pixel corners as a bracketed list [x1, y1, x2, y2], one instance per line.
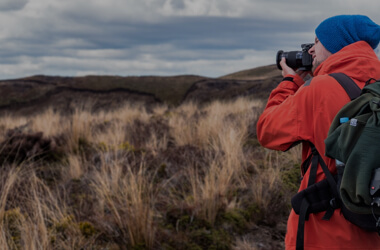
[256, 15, 380, 249]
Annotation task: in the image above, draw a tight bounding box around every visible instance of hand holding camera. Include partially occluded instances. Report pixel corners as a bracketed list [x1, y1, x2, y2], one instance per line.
[276, 43, 314, 71]
[276, 43, 314, 79]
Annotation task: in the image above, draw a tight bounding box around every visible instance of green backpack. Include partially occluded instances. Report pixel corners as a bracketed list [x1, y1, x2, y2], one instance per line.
[325, 76, 380, 216]
[291, 73, 380, 250]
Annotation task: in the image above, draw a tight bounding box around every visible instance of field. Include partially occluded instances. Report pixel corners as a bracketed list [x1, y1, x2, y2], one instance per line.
[0, 96, 301, 249]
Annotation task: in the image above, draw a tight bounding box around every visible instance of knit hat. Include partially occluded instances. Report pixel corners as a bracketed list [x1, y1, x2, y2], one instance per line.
[315, 15, 380, 54]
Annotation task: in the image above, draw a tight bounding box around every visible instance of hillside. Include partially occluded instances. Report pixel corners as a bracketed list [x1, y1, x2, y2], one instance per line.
[220, 64, 280, 80]
[0, 65, 295, 249]
[0, 64, 282, 116]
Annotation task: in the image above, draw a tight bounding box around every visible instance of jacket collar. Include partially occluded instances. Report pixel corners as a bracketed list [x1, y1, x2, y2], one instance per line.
[313, 41, 380, 83]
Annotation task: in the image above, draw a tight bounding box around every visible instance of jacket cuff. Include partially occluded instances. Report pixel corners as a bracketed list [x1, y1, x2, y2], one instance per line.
[282, 74, 305, 87]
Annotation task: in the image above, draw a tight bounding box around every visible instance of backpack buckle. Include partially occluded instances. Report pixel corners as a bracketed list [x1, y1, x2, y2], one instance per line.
[322, 198, 340, 221]
[330, 198, 339, 209]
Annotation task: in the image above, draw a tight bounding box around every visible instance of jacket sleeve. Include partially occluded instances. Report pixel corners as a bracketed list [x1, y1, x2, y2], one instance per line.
[257, 73, 352, 155]
[256, 74, 312, 151]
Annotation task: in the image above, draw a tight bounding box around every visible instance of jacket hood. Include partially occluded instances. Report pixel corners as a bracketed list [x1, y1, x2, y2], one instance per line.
[314, 41, 380, 83]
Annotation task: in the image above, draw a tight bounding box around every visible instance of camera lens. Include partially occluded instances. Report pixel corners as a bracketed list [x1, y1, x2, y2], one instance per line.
[276, 50, 284, 70]
[276, 50, 304, 70]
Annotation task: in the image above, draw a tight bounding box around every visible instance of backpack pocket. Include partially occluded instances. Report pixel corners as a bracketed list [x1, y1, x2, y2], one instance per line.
[325, 112, 370, 163]
[291, 178, 335, 215]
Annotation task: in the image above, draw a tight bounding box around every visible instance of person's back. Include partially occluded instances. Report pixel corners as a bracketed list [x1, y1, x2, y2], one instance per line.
[256, 15, 380, 249]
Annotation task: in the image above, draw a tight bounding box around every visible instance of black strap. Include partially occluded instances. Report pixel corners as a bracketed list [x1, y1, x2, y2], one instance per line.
[296, 199, 310, 250]
[296, 143, 318, 250]
[301, 143, 321, 187]
[308, 146, 319, 186]
[322, 201, 336, 221]
[329, 73, 361, 100]
[317, 153, 340, 221]
[317, 154, 339, 200]
[366, 78, 378, 86]
[295, 73, 359, 249]
[302, 73, 360, 176]
[301, 153, 312, 176]
[283, 76, 295, 82]
[296, 143, 340, 250]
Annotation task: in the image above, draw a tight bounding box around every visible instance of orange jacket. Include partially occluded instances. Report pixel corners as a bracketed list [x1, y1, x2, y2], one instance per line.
[257, 41, 380, 249]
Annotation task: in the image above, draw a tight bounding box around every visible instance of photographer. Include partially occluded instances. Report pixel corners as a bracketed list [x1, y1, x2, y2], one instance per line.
[257, 15, 380, 249]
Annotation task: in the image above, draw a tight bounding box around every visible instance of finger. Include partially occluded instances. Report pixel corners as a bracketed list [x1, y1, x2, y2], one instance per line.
[279, 57, 288, 69]
[280, 58, 296, 76]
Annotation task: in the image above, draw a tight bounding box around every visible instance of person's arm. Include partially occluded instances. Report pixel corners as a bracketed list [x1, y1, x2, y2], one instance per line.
[256, 58, 312, 151]
[256, 73, 308, 151]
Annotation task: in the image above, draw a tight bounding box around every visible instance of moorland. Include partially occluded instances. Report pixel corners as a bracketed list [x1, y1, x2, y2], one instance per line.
[0, 64, 301, 249]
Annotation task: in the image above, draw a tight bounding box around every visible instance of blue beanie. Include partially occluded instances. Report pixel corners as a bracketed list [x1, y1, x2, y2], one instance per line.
[315, 15, 380, 53]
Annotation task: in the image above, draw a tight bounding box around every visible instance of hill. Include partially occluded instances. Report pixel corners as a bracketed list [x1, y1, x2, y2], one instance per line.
[0, 65, 293, 249]
[0, 64, 282, 116]
[220, 64, 280, 80]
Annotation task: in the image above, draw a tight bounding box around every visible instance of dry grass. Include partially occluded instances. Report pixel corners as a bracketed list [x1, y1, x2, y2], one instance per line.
[0, 96, 301, 249]
[92, 162, 157, 248]
[233, 237, 258, 250]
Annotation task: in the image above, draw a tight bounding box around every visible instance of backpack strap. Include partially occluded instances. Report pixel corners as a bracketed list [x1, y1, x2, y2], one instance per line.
[329, 73, 361, 100]
[296, 143, 341, 250]
[295, 73, 360, 249]
[301, 73, 360, 176]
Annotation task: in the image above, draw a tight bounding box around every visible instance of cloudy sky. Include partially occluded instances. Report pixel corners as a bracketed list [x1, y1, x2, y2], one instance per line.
[0, 0, 380, 79]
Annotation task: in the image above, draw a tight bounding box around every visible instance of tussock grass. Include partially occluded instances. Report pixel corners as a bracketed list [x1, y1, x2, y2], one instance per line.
[92, 162, 157, 248]
[0, 96, 301, 249]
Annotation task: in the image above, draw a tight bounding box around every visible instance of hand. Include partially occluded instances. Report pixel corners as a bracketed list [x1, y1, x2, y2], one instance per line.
[280, 57, 296, 77]
[280, 57, 311, 80]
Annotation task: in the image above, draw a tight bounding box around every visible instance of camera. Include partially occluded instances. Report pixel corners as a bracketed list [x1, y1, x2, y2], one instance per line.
[276, 43, 314, 71]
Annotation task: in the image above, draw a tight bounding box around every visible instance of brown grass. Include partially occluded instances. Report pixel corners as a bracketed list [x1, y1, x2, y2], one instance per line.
[0, 96, 301, 249]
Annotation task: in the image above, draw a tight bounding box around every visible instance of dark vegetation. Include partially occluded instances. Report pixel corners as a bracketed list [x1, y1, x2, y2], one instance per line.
[0, 64, 300, 249]
[0, 65, 282, 116]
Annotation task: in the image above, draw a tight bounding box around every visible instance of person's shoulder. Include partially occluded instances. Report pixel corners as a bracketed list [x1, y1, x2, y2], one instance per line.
[299, 74, 345, 101]
[307, 74, 340, 90]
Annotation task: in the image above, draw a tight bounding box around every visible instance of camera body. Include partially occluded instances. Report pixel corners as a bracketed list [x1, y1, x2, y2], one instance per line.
[276, 43, 314, 71]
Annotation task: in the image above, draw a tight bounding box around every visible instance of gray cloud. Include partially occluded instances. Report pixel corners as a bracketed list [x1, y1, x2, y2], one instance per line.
[170, 0, 186, 10]
[0, 0, 379, 79]
[0, 0, 28, 11]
